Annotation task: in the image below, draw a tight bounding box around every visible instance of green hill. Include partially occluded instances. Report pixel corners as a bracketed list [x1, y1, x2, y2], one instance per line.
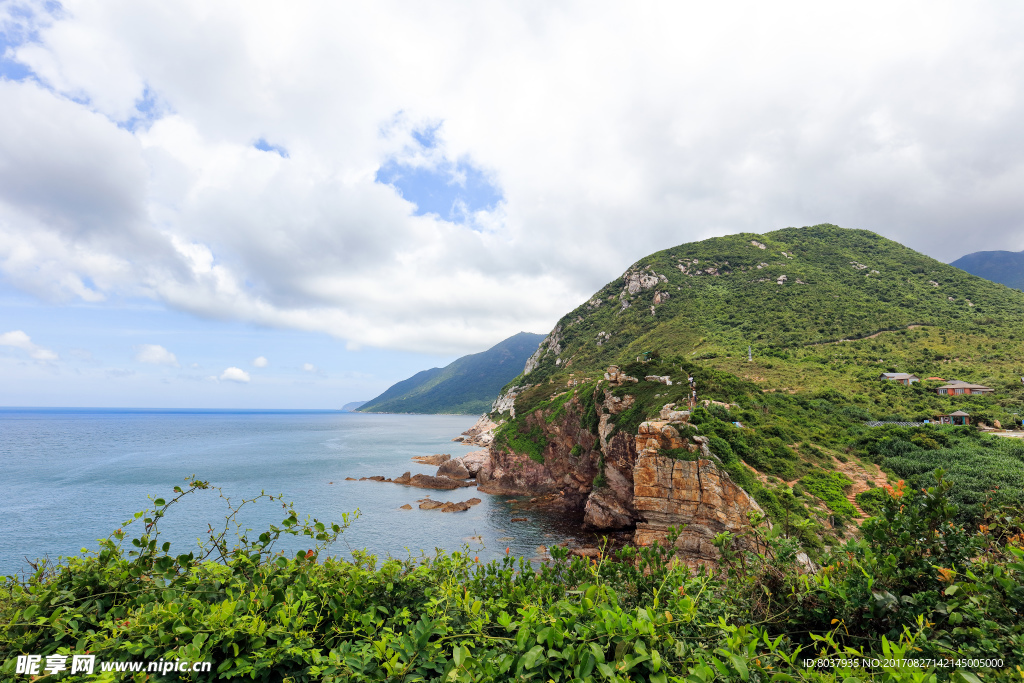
[493, 224, 1024, 535]
[358, 332, 545, 414]
[516, 224, 1024, 395]
[951, 248, 1024, 290]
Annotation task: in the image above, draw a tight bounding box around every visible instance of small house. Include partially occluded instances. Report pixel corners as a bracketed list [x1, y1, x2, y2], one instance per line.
[935, 380, 994, 396]
[879, 372, 920, 385]
[937, 410, 971, 426]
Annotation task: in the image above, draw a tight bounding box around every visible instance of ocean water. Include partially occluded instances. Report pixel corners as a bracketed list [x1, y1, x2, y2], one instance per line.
[0, 409, 580, 578]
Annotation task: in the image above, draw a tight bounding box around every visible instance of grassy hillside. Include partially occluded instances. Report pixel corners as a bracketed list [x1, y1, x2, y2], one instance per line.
[359, 332, 544, 414]
[520, 224, 1024, 388]
[951, 248, 1024, 290]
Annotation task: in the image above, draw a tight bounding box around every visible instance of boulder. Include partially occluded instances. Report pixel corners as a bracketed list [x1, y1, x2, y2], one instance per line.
[399, 504, 412, 510]
[465, 498, 482, 506]
[440, 501, 470, 513]
[408, 473, 473, 490]
[437, 458, 471, 480]
[412, 454, 451, 465]
[461, 449, 490, 476]
[393, 472, 412, 485]
[583, 487, 635, 530]
[419, 500, 445, 510]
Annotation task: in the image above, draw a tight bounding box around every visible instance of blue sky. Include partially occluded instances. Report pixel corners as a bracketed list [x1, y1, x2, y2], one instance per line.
[1, 2, 1023, 408]
[375, 124, 503, 224]
[0, 281, 460, 408]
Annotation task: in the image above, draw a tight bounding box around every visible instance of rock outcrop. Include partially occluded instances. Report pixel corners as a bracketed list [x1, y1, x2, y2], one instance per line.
[473, 368, 764, 566]
[454, 416, 498, 446]
[416, 496, 482, 512]
[633, 456, 763, 567]
[437, 458, 471, 480]
[478, 396, 599, 504]
[604, 366, 639, 386]
[412, 454, 451, 465]
[461, 449, 490, 476]
[582, 488, 634, 529]
[392, 471, 473, 490]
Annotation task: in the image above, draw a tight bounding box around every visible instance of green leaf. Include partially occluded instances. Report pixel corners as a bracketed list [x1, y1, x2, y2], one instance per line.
[955, 673, 984, 683]
[523, 645, 545, 670]
[729, 654, 749, 681]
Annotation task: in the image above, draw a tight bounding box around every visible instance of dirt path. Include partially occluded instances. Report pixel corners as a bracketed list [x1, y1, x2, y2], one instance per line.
[829, 453, 889, 521]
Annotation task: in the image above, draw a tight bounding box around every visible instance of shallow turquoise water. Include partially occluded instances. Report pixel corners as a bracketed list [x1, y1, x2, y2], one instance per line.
[0, 409, 577, 577]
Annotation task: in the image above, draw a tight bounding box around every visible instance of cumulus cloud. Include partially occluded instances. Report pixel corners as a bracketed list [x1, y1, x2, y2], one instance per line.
[302, 363, 316, 372]
[219, 367, 250, 383]
[134, 344, 178, 367]
[0, 329, 59, 361]
[1, 2, 1023, 353]
[252, 356, 268, 368]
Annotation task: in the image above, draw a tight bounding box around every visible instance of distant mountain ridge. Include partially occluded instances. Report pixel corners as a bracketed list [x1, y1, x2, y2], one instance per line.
[358, 332, 545, 414]
[950, 249, 1024, 290]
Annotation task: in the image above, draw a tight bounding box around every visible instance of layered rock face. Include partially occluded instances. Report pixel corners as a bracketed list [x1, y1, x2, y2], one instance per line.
[477, 370, 763, 565]
[633, 456, 763, 567]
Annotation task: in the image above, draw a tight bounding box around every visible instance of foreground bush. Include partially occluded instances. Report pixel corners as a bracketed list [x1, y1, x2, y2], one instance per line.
[2, 474, 1023, 682]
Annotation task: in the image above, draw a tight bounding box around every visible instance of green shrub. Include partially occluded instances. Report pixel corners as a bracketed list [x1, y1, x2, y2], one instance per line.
[800, 470, 856, 517]
[707, 435, 735, 464]
[856, 487, 888, 517]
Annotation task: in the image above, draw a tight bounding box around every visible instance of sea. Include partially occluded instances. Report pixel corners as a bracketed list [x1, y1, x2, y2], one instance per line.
[0, 408, 582, 578]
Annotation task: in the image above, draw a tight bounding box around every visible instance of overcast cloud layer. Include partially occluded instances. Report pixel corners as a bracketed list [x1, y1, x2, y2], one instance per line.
[2, 1, 1023, 355]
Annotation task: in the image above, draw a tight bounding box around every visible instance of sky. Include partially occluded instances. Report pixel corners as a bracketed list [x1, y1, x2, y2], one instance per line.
[1, 1, 1024, 408]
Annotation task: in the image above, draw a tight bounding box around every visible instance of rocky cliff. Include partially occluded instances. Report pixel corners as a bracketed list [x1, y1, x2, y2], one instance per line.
[478, 374, 763, 565]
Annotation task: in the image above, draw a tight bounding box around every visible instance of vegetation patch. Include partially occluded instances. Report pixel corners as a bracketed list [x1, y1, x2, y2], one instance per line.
[492, 419, 547, 464]
[799, 470, 856, 518]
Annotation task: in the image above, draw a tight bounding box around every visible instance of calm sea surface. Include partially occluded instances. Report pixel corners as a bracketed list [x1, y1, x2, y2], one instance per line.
[0, 409, 580, 578]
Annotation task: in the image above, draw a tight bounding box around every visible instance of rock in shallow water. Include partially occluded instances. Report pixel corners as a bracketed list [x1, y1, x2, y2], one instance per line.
[437, 459, 471, 480]
[412, 454, 451, 465]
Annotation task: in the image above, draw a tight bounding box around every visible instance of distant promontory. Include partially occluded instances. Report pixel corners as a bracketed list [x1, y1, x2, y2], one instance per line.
[357, 332, 545, 415]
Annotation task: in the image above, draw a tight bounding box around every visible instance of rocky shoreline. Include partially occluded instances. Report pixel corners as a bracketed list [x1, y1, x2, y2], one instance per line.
[446, 370, 768, 566]
[354, 392, 764, 565]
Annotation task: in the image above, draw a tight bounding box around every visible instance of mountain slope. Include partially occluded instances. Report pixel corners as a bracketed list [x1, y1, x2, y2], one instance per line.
[951, 249, 1024, 290]
[516, 224, 1024, 394]
[358, 332, 545, 414]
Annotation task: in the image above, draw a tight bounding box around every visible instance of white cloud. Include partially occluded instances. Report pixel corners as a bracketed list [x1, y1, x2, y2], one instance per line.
[134, 344, 179, 367]
[1, 2, 1023, 354]
[0, 329, 59, 361]
[219, 367, 250, 383]
[302, 363, 315, 372]
[253, 356, 268, 368]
